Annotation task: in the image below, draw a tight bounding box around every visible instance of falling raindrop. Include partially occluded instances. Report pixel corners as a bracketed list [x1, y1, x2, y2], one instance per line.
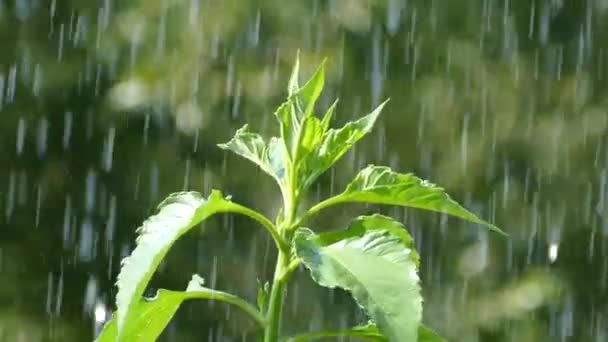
[58, 23, 65, 61]
[105, 195, 117, 247]
[85, 168, 97, 213]
[83, 275, 98, 315]
[16, 117, 26, 156]
[35, 183, 43, 227]
[37, 116, 49, 158]
[45, 272, 54, 316]
[102, 126, 116, 172]
[78, 217, 95, 262]
[370, 27, 383, 107]
[548, 242, 559, 263]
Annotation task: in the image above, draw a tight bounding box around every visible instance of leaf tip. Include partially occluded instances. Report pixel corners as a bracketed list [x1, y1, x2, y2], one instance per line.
[488, 223, 508, 237]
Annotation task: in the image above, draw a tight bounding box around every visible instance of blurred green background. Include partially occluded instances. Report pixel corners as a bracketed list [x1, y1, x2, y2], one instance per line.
[0, 0, 606, 341]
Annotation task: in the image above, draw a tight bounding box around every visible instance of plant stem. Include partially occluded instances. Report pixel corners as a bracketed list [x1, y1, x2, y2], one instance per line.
[290, 195, 342, 229]
[180, 289, 266, 327]
[265, 157, 301, 341]
[264, 250, 289, 342]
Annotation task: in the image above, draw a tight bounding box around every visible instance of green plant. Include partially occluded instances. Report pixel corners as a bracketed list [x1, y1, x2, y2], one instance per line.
[96, 56, 504, 342]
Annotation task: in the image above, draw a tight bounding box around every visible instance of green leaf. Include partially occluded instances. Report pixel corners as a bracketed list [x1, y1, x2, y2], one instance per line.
[280, 59, 327, 164]
[309, 165, 505, 235]
[418, 324, 446, 342]
[284, 322, 386, 342]
[294, 115, 324, 173]
[274, 99, 299, 161]
[218, 124, 286, 183]
[320, 99, 339, 132]
[288, 52, 301, 96]
[287, 54, 326, 117]
[340, 322, 445, 342]
[284, 322, 444, 342]
[114, 191, 238, 340]
[294, 59, 325, 116]
[303, 214, 419, 267]
[301, 100, 388, 189]
[97, 275, 264, 342]
[294, 215, 422, 342]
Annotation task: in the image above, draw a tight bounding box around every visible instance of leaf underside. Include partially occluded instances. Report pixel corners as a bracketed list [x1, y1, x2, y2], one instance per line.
[295, 215, 422, 342]
[217, 124, 286, 184]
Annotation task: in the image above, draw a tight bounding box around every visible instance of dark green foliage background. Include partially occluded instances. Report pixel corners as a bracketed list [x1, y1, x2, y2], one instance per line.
[0, 0, 605, 340]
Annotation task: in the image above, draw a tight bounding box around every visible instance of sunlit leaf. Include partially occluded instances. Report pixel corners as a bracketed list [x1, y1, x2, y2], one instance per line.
[294, 59, 325, 116]
[288, 53, 301, 97]
[218, 124, 286, 183]
[350, 322, 445, 342]
[304, 214, 419, 266]
[301, 100, 388, 189]
[280, 59, 326, 164]
[97, 275, 263, 342]
[311, 165, 504, 235]
[274, 100, 299, 161]
[418, 324, 446, 342]
[295, 115, 324, 173]
[320, 99, 339, 132]
[114, 191, 238, 340]
[294, 215, 422, 342]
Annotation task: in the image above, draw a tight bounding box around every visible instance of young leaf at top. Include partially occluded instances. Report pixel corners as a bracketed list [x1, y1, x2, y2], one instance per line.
[277, 58, 327, 164]
[218, 124, 286, 185]
[308, 165, 505, 235]
[320, 99, 339, 132]
[96, 275, 264, 342]
[299, 100, 388, 190]
[114, 190, 276, 341]
[287, 54, 326, 118]
[294, 215, 422, 342]
[288, 52, 301, 96]
[294, 59, 325, 117]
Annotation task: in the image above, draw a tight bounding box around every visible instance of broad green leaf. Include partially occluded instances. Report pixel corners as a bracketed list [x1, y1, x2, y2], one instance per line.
[114, 191, 238, 340]
[97, 275, 264, 342]
[311, 165, 504, 235]
[294, 215, 422, 342]
[304, 214, 419, 267]
[218, 124, 286, 183]
[301, 100, 388, 189]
